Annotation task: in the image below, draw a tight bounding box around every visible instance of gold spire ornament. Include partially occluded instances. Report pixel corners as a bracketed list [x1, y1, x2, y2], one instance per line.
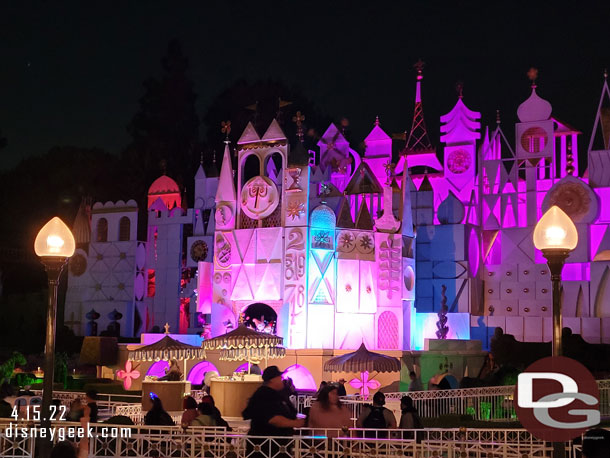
[527, 67, 539, 88]
[292, 111, 305, 143]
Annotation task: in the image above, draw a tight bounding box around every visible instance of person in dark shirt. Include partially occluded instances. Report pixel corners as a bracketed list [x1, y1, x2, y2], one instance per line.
[143, 393, 175, 426]
[0, 382, 13, 418]
[243, 366, 304, 457]
[84, 390, 98, 423]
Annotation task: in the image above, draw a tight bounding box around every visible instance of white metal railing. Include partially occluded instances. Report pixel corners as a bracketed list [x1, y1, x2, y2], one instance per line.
[31, 389, 141, 415]
[296, 379, 610, 422]
[1, 420, 602, 458]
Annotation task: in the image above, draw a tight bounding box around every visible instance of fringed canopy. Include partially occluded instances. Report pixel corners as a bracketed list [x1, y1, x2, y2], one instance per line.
[128, 335, 206, 362]
[219, 346, 286, 362]
[323, 343, 401, 373]
[202, 324, 284, 350]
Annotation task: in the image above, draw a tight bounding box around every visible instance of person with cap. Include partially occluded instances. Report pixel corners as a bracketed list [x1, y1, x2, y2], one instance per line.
[243, 366, 304, 435]
[243, 366, 304, 457]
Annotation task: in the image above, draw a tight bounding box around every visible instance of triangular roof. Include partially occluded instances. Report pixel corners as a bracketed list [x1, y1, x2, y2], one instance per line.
[150, 196, 169, 212]
[336, 198, 355, 228]
[365, 121, 392, 143]
[215, 144, 236, 202]
[261, 118, 287, 142]
[418, 174, 433, 191]
[344, 162, 383, 195]
[195, 164, 206, 180]
[355, 200, 374, 230]
[317, 123, 349, 149]
[237, 122, 261, 144]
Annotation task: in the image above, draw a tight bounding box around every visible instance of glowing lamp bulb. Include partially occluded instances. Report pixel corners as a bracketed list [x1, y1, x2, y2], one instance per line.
[533, 206, 578, 252]
[34, 217, 75, 258]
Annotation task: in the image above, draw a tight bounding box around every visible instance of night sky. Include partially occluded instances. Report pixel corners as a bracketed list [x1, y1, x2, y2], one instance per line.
[1, 1, 610, 171]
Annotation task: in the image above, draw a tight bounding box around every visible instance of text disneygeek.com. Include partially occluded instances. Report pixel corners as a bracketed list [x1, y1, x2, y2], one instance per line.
[2, 422, 132, 442]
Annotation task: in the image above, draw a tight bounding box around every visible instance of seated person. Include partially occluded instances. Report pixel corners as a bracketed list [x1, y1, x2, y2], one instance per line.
[191, 401, 217, 427]
[157, 359, 183, 381]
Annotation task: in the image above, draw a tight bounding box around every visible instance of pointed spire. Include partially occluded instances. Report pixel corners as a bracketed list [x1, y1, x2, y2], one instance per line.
[215, 143, 236, 203]
[355, 200, 374, 230]
[588, 71, 610, 152]
[419, 174, 433, 191]
[404, 60, 434, 155]
[261, 118, 287, 142]
[336, 197, 355, 228]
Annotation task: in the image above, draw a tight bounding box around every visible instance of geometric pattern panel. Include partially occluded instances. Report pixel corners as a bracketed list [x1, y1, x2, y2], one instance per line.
[377, 311, 399, 349]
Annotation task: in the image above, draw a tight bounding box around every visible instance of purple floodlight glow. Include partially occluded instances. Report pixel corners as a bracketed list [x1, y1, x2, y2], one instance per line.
[282, 364, 316, 391]
[187, 361, 219, 385]
[146, 360, 169, 378]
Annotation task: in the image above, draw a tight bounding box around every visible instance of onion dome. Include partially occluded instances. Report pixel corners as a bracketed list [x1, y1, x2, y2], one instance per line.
[517, 88, 552, 122]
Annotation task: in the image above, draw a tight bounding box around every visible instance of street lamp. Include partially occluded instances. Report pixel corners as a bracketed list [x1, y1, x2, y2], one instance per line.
[533, 206, 578, 357]
[34, 217, 74, 455]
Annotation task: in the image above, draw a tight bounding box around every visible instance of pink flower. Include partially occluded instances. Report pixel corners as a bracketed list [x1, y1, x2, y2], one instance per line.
[117, 361, 140, 390]
[349, 371, 380, 399]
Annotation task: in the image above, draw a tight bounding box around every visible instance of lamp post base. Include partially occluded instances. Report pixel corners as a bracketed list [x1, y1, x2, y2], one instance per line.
[541, 250, 569, 358]
[40, 256, 67, 458]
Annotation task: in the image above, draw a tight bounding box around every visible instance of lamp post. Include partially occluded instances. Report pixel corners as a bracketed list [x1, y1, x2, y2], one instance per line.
[34, 217, 75, 457]
[533, 206, 578, 458]
[533, 206, 578, 357]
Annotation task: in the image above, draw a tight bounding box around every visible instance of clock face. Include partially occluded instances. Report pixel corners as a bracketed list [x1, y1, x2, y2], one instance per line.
[240, 176, 279, 220]
[190, 240, 209, 262]
[69, 254, 87, 276]
[447, 149, 472, 174]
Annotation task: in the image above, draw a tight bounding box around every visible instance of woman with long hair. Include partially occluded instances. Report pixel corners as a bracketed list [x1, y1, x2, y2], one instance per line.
[307, 384, 351, 437]
[144, 393, 175, 426]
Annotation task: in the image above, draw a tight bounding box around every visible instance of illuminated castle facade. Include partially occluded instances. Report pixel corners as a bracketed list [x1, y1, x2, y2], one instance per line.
[65, 70, 610, 350]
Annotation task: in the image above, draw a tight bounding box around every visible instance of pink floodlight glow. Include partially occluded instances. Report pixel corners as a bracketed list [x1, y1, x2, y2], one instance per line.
[146, 360, 169, 378]
[282, 364, 316, 391]
[187, 361, 219, 385]
[349, 371, 380, 399]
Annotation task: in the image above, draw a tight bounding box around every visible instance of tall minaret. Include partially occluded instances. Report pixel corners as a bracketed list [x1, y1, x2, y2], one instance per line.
[515, 68, 554, 226]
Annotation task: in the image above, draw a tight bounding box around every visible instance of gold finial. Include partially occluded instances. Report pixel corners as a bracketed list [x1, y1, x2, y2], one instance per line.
[383, 161, 396, 185]
[527, 67, 539, 88]
[374, 116, 380, 127]
[292, 111, 305, 143]
[200, 151, 204, 165]
[604, 68, 608, 79]
[496, 109, 501, 125]
[164, 322, 170, 334]
[221, 120, 231, 143]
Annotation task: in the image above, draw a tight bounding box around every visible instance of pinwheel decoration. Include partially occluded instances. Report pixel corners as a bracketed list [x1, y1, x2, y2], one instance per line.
[117, 360, 141, 390]
[349, 371, 380, 399]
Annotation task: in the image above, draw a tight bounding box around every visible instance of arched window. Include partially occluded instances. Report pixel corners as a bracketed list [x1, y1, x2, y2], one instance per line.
[242, 154, 261, 183]
[96, 218, 108, 242]
[119, 216, 130, 241]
